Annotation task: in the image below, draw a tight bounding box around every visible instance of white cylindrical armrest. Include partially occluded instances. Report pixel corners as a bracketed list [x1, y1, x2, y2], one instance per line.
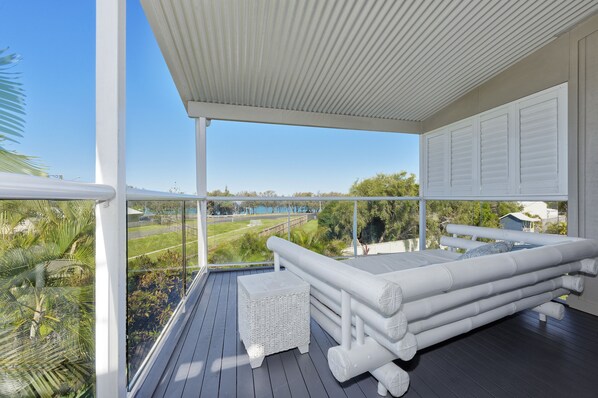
[445, 223, 580, 245]
[267, 236, 402, 316]
[440, 236, 486, 250]
[383, 239, 598, 302]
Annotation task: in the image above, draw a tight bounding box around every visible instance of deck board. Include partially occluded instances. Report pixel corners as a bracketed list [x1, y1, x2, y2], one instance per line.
[141, 269, 598, 397]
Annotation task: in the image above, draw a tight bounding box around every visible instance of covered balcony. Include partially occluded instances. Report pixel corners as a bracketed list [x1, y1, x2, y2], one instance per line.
[2, 1, 598, 397]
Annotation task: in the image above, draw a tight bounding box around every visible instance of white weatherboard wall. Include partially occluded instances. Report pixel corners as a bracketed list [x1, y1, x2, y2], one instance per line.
[421, 84, 567, 199]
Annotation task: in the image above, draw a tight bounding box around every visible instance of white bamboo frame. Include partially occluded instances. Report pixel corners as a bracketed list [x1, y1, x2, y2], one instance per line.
[268, 225, 598, 397]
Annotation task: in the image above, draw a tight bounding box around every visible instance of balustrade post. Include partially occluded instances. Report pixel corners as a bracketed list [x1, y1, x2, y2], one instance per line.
[353, 200, 358, 257]
[419, 198, 426, 251]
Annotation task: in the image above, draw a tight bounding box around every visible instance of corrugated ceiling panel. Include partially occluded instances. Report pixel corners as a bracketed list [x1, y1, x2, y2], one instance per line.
[142, 0, 598, 124]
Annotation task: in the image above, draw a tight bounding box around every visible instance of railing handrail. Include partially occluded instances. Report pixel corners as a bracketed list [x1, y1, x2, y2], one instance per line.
[125, 189, 422, 202]
[207, 195, 420, 202]
[128, 193, 567, 202]
[126, 187, 205, 201]
[0, 172, 115, 201]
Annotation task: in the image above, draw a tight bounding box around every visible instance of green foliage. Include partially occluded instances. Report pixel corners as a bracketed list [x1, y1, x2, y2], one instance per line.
[0, 49, 45, 176]
[545, 221, 567, 235]
[126, 250, 183, 377]
[0, 200, 95, 397]
[208, 232, 273, 263]
[319, 172, 420, 245]
[317, 201, 353, 242]
[207, 187, 235, 215]
[426, 201, 522, 248]
[290, 227, 345, 257]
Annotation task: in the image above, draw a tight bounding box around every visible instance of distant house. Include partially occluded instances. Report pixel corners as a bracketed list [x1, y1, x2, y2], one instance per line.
[127, 207, 143, 223]
[499, 212, 541, 232]
[519, 201, 559, 224]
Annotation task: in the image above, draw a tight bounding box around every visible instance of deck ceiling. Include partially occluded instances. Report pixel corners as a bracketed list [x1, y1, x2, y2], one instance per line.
[141, 0, 598, 133]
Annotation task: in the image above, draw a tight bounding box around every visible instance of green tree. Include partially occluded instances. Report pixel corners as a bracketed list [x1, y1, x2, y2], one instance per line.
[127, 250, 183, 376]
[318, 173, 419, 246]
[426, 201, 522, 247]
[0, 200, 95, 397]
[290, 227, 345, 257]
[545, 221, 567, 235]
[207, 187, 235, 215]
[0, 49, 45, 176]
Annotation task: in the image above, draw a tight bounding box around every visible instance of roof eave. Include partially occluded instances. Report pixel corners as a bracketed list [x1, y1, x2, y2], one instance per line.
[187, 101, 422, 134]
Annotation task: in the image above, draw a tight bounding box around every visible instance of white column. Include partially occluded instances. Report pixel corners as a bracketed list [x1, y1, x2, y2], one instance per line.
[95, 0, 126, 397]
[196, 118, 208, 271]
[352, 201, 358, 256]
[419, 198, 426, 251]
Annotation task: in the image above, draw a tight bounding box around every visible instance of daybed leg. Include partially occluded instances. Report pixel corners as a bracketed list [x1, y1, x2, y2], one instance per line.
[377, 381, 388, 396]
[298, 344, 309, 354]
[539, 313, 547, 322]
[533, 302, 565, 322]
[249, 355, 265, 369]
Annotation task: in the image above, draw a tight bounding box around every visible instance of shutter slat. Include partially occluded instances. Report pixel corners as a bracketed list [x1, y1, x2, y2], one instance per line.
[427, 135, 446, 192]
[480, 114, 509, 190]
[450, 125, 473, 191]
[519, 98, 558, 187]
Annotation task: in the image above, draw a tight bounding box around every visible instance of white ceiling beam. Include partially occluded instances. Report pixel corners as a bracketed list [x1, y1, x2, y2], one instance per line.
[187, 101, 422, 134]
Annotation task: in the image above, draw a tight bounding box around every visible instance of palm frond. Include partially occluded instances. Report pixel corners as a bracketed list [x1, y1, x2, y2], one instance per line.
[0, 48, 45, 176]
[0, 327, 93, 397]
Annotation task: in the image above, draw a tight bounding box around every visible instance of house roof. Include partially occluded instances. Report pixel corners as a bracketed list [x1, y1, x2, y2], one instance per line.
[127, 207, 143, 215]
[500, 212, 541, 222]
[140, 0, 598, 132]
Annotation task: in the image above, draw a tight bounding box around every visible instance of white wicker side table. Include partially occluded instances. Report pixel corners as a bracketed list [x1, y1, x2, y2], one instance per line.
[238, 271, 310, 368]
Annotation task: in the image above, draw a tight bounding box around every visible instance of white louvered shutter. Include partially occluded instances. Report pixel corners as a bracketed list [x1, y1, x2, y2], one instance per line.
[422, 83, 566, 198]
[518, 97, 559, 194]
[450, 124, 474, 194]
[480, 113, 509, 194]
[426, 133, 447, 194]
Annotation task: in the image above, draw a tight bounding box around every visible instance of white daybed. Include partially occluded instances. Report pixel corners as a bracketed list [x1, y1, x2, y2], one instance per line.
[266, 224, 598, 397]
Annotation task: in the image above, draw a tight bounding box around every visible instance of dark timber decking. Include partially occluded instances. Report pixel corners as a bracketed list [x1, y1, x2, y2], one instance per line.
[142, 269, 598, 397]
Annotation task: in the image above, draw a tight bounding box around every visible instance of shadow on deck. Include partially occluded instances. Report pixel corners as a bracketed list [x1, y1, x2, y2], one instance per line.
[137, 269, 598, 397]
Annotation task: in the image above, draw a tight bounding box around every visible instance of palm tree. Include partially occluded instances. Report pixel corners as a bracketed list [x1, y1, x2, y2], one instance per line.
[0, 48, 45, 175]
[0, 200, 95, 397]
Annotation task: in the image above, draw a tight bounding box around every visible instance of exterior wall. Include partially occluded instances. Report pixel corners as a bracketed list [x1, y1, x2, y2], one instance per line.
[422, 13, 598, 316]
[567, 16, 598, 315]
[422, 34, 570, 132]
[500, 217, 523, 232]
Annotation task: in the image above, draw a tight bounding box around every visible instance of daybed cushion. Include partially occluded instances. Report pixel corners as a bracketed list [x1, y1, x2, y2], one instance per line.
[342, 249, 461, 275]
[458, 241, 514, 260]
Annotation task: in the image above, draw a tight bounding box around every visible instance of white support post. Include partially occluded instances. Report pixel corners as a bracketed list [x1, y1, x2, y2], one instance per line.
[95, 0, 126, 396]
[274, 252, 280, 272]
[196, 118, 208, 272]
[287, 205, 291, 241]
[341, 290, 352, 350]
[355, 315, 365, 345]
[353, 201, 358, 257]
[419, 198, 426, 251]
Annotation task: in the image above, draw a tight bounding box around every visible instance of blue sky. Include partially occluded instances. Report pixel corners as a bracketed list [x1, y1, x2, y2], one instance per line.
[1, 0, 419, 195]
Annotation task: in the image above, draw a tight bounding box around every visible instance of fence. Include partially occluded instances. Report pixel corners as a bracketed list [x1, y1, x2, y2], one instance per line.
[258, 214, 317, 237]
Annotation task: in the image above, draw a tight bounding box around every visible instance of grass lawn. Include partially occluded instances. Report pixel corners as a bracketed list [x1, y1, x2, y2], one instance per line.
[128, 219, 198, 234]
[207, 220, 253, 235]
[297, 219, 318, 234]
[127, 232, 182, 258]
[128, 216, 305, 259]
[208, 217, 294, 247]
